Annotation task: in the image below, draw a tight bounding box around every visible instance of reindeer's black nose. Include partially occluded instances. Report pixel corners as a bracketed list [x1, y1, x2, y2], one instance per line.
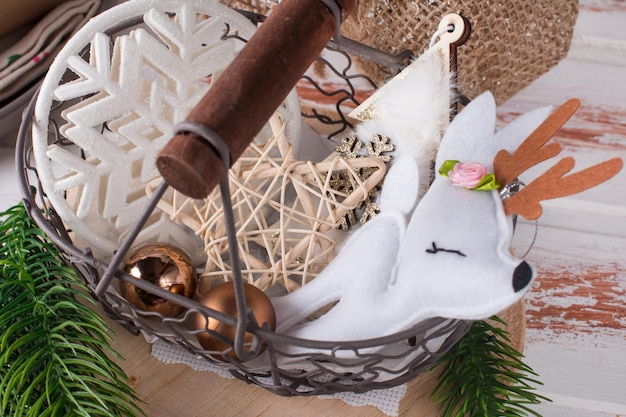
[512, 261, 532, 292]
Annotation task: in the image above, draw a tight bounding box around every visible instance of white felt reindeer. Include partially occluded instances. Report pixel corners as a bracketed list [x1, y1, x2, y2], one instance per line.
[270, 92, 622, 350]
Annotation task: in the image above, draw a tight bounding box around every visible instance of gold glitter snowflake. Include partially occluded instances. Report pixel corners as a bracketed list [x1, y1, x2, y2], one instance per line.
[366, 134, 394, 162]
[334, 133, 394, 229]
[335, 135, 363, 159]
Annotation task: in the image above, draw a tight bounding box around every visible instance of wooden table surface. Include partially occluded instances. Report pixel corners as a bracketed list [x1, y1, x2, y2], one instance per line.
[1, 0, 625, 416]
[105, 301, 526, 417]
[108, 321, 442, 417]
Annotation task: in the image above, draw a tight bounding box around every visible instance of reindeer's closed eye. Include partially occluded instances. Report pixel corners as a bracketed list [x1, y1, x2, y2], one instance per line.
[425, 241, 466, 257]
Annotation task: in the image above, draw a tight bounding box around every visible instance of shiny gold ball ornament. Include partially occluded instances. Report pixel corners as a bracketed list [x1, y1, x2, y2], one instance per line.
[194, 282, 276, 360]
[120, 244, 197, 317]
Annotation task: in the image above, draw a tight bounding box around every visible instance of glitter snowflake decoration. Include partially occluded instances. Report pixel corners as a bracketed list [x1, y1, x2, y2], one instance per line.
[334, 133, 394, 229]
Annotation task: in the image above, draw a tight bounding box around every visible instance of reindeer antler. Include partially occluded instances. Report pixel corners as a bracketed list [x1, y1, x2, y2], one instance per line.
[494, 99, 580, 186]
[502, 156, 623, 220]
[494, 99, 624, 220]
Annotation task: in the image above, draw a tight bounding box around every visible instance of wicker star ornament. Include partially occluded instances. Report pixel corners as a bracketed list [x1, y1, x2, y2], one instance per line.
[147, 113, 387, 295]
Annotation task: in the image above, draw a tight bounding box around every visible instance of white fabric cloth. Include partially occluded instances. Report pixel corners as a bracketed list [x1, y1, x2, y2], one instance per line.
[151, 339, 407, 416]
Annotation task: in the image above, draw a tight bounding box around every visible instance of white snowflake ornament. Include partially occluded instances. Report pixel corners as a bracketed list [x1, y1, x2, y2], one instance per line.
[32, 0, 300, 260]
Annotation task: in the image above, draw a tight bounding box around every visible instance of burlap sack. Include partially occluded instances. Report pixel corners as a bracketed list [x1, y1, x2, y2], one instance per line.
[342, 0, 578, 104]
[222, 0, 578, 104]
[221, 0, 271, 15]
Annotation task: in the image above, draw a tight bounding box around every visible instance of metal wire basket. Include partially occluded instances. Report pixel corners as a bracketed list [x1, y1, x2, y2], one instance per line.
[15, 0, 471, 396]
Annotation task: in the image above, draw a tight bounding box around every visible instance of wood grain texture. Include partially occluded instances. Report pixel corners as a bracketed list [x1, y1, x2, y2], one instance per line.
[107, 316, 440, 417]
[511, 214, 626, 340]
[525, 254, 626, 338]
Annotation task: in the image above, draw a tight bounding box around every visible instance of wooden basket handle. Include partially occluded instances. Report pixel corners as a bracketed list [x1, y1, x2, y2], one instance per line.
[156, 0, 356, 199]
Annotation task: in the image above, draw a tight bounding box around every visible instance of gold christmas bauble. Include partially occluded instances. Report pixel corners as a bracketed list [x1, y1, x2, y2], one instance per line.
[120, 244, 197, 317]
[194, 282, 276, 360]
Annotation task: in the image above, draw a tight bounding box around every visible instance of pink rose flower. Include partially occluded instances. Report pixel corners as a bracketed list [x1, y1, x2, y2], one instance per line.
[448, 161, 489, 189]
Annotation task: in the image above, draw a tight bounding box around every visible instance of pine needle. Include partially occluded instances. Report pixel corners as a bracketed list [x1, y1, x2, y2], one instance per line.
[432, 316, 551, 417]
[0, 203, 145, 417]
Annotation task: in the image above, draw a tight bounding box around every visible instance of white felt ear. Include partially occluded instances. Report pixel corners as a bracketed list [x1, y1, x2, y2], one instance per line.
[435, 92, 497, 167]
[461, 104, 554, 169]
[491, 105, 554, 154]
[378, 154, 419, 215]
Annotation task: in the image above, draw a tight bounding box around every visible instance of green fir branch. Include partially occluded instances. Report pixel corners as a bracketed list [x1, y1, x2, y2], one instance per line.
[0, 203, 145, 417]
[432, 316, 551, 417]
